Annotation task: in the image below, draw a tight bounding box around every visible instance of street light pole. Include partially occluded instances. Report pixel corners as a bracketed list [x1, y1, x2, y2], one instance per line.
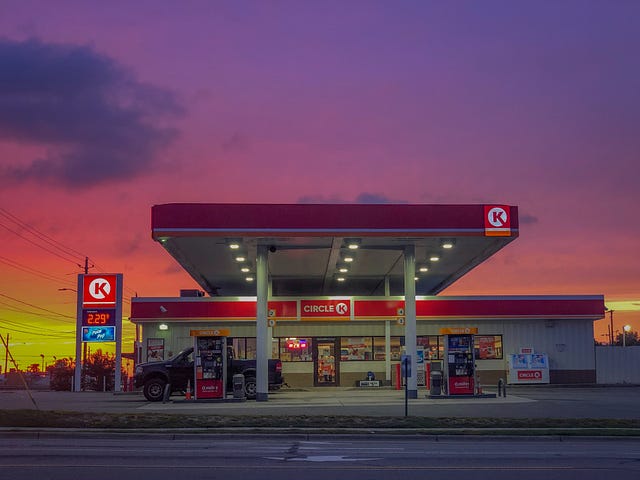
[623, 325, 631, 347]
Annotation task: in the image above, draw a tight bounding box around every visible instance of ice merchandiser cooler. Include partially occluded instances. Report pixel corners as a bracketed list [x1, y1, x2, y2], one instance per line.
[194, 335, 227, 399]
[445, 334, 475, 395]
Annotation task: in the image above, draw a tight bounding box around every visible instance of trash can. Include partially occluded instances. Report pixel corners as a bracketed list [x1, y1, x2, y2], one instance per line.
[430, 371, 442, 396]
[232, 374, 245, 399]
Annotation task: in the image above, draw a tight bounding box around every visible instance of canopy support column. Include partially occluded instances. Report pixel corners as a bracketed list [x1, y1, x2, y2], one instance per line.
[256, 245, 269, 401]
[404, 245, 417, 399]
[384, 276, 391, 383]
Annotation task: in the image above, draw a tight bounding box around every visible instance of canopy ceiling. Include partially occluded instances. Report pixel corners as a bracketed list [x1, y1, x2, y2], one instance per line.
[151, 203, 519, 297]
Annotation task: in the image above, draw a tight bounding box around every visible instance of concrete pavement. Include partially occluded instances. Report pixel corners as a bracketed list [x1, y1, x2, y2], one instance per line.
[1, 385, 639, 419]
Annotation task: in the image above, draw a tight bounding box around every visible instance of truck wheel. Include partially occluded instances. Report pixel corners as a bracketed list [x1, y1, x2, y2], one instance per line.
[243, 376, 257, 399]
[143, 378, 167, 402]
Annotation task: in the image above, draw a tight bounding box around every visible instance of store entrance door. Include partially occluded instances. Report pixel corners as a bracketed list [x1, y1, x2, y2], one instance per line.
[314, 337, 339, 386]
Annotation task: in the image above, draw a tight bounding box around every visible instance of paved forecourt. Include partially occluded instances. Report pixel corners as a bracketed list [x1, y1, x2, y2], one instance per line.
[1, 386, 639, 419]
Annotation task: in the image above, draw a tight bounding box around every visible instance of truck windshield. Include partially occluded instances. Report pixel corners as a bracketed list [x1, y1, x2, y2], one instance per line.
[169, 349, 193, 363]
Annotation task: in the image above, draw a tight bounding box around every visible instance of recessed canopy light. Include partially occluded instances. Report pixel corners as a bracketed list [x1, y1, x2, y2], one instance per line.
[440, 240, 456, 250]
[241, 267, 250, 273]
[346, 239, 360, 250]
[245, 276, 254, 282]
[418, 266, 429, 272]
[414, 276, 419, 281]
[343, 255, 354, 263]
[337, 277, 346, 282]
[338, 267, 349, 273]
[429, 255, 440, 262]
[227, 238, 242, 250]
[235, 255, 246, 262]
[159, 324, 168, 331]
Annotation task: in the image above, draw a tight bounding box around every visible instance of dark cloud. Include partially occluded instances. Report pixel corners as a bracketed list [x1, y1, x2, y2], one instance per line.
[221, 132, 250, 152]
[0, 38, 183, 187]
[297, 192, 407, 204]
[519, 213, 539, 225]
[354, 192, 407, 204]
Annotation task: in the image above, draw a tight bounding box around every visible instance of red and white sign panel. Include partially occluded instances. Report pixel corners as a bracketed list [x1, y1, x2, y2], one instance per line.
[448, 377, 474, 395]
[83, 274, 117, 306]
[301, 299, 350, 319]
[517, 370, 543, 380]
[484, 205, 511, 237]
[196, 379, 224, 399]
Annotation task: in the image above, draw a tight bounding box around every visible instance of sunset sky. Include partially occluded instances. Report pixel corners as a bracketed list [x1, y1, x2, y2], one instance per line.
[1, 1, 638, 370]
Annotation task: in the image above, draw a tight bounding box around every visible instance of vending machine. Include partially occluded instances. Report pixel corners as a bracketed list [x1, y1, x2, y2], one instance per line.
[444, 334, 475, 395]
[194, 335, 227, 399]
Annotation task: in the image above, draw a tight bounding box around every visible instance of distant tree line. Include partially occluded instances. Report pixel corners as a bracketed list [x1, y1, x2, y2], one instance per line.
[49, 349, 125, 391]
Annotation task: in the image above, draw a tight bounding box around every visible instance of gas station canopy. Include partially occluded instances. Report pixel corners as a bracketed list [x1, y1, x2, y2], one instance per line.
[151, 203, 519, 297]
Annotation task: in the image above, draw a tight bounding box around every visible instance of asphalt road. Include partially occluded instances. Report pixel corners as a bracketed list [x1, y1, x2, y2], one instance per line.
[1, 386, 639, 419]
[1, 435, 639, 480]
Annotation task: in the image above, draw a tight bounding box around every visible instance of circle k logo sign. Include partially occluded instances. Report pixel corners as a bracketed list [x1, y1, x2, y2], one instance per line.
[336, 302, 348, 315]
[83, 274, 118, 306]
[487, 207, 508, 227]
[484, 205, 512, 237]
[301, 300, 351, 318]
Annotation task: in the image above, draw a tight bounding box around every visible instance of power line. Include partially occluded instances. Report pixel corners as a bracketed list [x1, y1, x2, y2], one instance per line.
[0, 293, 75, 321]
[0, 299, 74, 322]
[0, 255, 76, 287]
[0, 318, 75, 338]
[0, 220, 82, 266]
[0, 208, 86, 261]
[1, 208, 142, 296]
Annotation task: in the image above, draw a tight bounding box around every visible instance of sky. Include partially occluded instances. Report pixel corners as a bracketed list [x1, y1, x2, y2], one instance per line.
[0, 1, 639, 370]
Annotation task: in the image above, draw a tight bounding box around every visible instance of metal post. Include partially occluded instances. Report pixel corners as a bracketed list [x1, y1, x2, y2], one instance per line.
[114, 274, 123, 392]
[608, 309, 615, 346]
[403, 245, 417, 399]
[384, 276, 391, 384]
[256, 245, 269, 401]
[404, 356, 409, 417]
[74, 274, 83, 392]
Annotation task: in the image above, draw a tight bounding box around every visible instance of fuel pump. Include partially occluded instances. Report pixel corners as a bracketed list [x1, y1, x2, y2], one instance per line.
[193, 334, 227, 399]
[444, 334, 475, 395]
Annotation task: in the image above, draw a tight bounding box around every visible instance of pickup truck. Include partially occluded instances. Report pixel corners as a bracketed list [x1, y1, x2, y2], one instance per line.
[134, 347, 284, 401]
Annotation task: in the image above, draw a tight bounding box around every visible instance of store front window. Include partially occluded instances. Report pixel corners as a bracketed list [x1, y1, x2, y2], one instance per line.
[474, 335, 503, 359]
[340, 337, 373, 361]
[279, 337, 313, 362]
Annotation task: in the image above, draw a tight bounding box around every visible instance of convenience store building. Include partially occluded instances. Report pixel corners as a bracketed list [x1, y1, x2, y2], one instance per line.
[130, 203, 604, 400]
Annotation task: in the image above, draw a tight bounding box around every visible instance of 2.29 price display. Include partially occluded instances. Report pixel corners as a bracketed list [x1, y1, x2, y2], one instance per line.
[82, 309, 116, 327]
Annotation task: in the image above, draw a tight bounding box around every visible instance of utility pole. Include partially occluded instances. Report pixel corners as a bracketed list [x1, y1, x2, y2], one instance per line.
[4, 333, 8, 374]
[84, 256, 89, 275]
[608, 309, 615, 346]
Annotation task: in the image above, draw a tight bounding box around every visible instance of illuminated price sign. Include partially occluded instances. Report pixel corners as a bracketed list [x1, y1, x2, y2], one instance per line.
[82, 309, 116, 327]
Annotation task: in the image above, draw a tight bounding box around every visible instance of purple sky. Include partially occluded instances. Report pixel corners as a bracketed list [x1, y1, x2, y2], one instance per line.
[0, 1, 638, 365]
